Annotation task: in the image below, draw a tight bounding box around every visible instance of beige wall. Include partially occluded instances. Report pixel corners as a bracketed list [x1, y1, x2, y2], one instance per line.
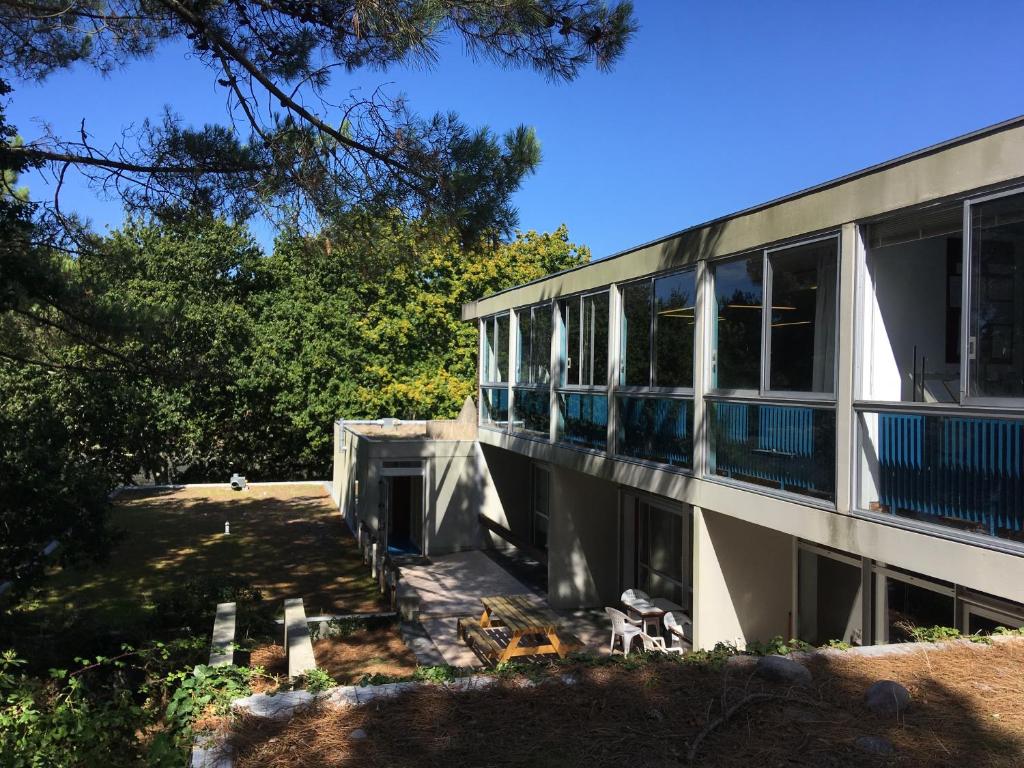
[693, 507, 794, 650]
[547, 464, 620, 609]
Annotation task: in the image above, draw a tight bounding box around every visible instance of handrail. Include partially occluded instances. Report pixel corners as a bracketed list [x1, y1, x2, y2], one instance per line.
[854, 400, 1024, 420]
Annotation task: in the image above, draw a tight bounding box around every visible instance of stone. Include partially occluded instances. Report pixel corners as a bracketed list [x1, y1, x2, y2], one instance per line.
[349, 728, 368, 741]
[854, 735, 895, 755]
[754, 654, 813, 687]
[864, 680, 911, 717]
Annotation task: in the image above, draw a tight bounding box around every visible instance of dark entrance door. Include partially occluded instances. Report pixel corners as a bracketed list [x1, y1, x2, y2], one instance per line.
[386, 475, 423, 555]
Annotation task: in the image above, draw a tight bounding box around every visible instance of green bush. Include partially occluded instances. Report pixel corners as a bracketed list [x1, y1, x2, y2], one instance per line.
[745, 636, 813, 656]
[298, 668, 336, 693]
[903, 624, 962, 643]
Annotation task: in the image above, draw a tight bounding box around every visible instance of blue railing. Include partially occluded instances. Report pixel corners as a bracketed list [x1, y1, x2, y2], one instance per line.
[616, 396, 693, 469]
[708, 400, 836, 501]
[869, 411, 1024, 541]
[513, 388, 550, 436]
[480, 386, 509, 428]
[557, 392, 608, 450]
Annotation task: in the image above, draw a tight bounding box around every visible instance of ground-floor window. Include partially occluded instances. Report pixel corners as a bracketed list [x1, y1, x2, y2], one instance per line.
[621, 494, 693, 612]
[797, 545, 863, 646]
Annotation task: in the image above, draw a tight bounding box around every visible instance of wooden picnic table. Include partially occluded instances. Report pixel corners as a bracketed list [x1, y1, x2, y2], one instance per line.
[462, 594, 570, 664]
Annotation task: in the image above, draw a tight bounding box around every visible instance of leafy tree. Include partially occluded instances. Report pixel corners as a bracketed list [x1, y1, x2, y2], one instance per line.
[2, 0, 636, 238]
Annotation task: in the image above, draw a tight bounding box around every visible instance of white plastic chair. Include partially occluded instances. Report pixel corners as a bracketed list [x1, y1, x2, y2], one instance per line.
[605, 607, 643, 656]
[639, 631, 684, 655]
[620, 588, 650, 604]
[663, 610, 693, 649]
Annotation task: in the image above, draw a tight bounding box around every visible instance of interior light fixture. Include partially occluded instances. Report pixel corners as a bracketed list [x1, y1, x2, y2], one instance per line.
[770, 320, 813, 328]
[657, 307, 696, 317]
[726, 304, 797, 310]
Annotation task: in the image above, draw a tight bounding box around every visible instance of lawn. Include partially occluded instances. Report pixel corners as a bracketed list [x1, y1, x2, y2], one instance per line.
[18, 484, 381, 628]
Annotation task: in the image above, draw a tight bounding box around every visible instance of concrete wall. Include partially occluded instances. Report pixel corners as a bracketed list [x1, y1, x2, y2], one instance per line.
[547, 464, 620, 609]
[693, 508, 793, 650]
[476, 442, 532, 548]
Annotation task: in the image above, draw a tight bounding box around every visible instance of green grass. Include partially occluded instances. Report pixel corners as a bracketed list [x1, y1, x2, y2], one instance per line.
[17, 484, 381, 629]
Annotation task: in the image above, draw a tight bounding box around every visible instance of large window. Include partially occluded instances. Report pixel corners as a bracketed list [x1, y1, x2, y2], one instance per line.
[711, 255, 763, 390]
[516, 304, 552, 385]
[619, 269, 696, 388]
[560, 291, 609, 387]
[637, 501, 691, 610]
[767, 239, 838, 393]
[967, 190, 1024, 401]
[481, 313, 510, 383]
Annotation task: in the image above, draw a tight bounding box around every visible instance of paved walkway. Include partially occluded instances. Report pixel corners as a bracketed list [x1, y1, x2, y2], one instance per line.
[400, 550, 611, 667]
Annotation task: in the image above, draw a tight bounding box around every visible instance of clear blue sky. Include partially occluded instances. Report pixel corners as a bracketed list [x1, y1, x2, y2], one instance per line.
[8, 1, 1024, 259]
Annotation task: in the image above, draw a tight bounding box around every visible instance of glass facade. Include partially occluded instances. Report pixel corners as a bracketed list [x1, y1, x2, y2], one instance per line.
[561, 292, 609, 387]
[857, 409, 1024, 542]
[616, 396, 693, 469]
[516, 304, 552, 385]
[968, 192, 1024, 400]
[707, 400, 836, 502]
[512, 387, 550, 436]
[619, 282, 652, 386]
[654, 270, 696, 388]
[712, 255, 763, 390]
[480, 386, 509, 428]
[481, 313, 510, 383]
[768, 239, 838, 393]
[557, 392, 608, 450]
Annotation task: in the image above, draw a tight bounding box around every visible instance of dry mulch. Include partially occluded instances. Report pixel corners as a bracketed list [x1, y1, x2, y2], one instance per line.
[230, 640, 1024, 768]
[314, 627, 418, 684]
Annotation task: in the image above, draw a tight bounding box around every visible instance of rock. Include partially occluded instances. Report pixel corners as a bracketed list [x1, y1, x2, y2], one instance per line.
[864, 680, 911, 716]
[754, 655, 813, 687]
[854, 735, 895, 755]
[349, 728, 368, 741]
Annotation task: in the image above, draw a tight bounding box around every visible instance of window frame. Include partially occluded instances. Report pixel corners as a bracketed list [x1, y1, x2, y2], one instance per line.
[558, 288, 612, 392]
[479, 311, 511, 385]
[514, 300, 554, 388]
[708, 233, 841, 402]
[961, 185, 1024, 408]
[616, 266, 697, 397]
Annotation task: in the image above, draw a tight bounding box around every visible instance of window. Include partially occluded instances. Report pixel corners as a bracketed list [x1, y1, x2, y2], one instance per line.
[516, 304, 553, 385]
[560, 291, 609, 387]
[531, 465, 549, 550]
[637, 501, 691, 610]
[619, 282, 651, 386]
[767, 239, 838, 393]
[711, 255, 763, 390]
[619, 269, 696, 389]
[967, 190, 1024, 400]
[481, 313, 510, 383]
[654, 270, 696, 388]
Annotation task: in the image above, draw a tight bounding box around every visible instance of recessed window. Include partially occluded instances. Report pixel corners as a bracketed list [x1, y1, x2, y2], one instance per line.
[712, 255, 763, 391]
[560, 291, 609, 387]
[768, 239, 838, 393]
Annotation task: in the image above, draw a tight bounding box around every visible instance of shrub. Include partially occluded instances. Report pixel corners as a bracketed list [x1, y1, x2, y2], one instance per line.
[902, 624, 962, 643]
[745, 636, 813, 656]
[298, 668, 336, 693]
[150, 576, 274, 639]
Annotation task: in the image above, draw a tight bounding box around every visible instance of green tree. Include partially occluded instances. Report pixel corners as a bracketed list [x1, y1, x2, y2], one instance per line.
[3, 1, 636, 238]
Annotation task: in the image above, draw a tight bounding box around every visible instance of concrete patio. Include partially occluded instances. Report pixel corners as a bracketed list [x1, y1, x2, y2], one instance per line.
[399, 550, 610, 666]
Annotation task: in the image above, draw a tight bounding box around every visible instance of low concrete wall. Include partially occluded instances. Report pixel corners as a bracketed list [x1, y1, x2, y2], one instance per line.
[209, 602, 236, 667]
[283, 598, 317, 678]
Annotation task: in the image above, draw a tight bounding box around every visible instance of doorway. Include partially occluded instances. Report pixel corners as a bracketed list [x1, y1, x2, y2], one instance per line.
[384, 474, 424, 556]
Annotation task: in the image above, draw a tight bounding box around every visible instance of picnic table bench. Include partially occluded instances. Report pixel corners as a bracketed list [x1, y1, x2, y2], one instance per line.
[458, 594, 571, 664]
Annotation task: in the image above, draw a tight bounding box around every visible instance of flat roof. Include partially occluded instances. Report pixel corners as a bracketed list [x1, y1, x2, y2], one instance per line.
[463, 113, 1024, 320]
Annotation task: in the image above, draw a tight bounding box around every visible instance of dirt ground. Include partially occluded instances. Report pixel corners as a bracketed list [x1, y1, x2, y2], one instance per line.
[230, 639, 1024, 768]
[21, 484, 381, 624]
[249, 626, 417, 687]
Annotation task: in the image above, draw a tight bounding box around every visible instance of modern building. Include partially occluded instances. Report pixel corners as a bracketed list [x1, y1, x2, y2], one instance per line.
[459, 117, 1024, 650]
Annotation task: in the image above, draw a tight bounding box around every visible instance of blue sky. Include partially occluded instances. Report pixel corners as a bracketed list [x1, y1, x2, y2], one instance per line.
[8, 1, 1024, 258]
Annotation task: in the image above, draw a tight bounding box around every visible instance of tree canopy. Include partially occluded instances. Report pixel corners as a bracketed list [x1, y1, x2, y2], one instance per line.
[2, 0, 636, 238]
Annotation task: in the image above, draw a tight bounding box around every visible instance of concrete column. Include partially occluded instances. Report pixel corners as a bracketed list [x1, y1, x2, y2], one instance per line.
[692, 260, 710, 477]
[692, 506, 794, 650]
[607, 282, 621, 453]
[834, 222, 860, 514]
